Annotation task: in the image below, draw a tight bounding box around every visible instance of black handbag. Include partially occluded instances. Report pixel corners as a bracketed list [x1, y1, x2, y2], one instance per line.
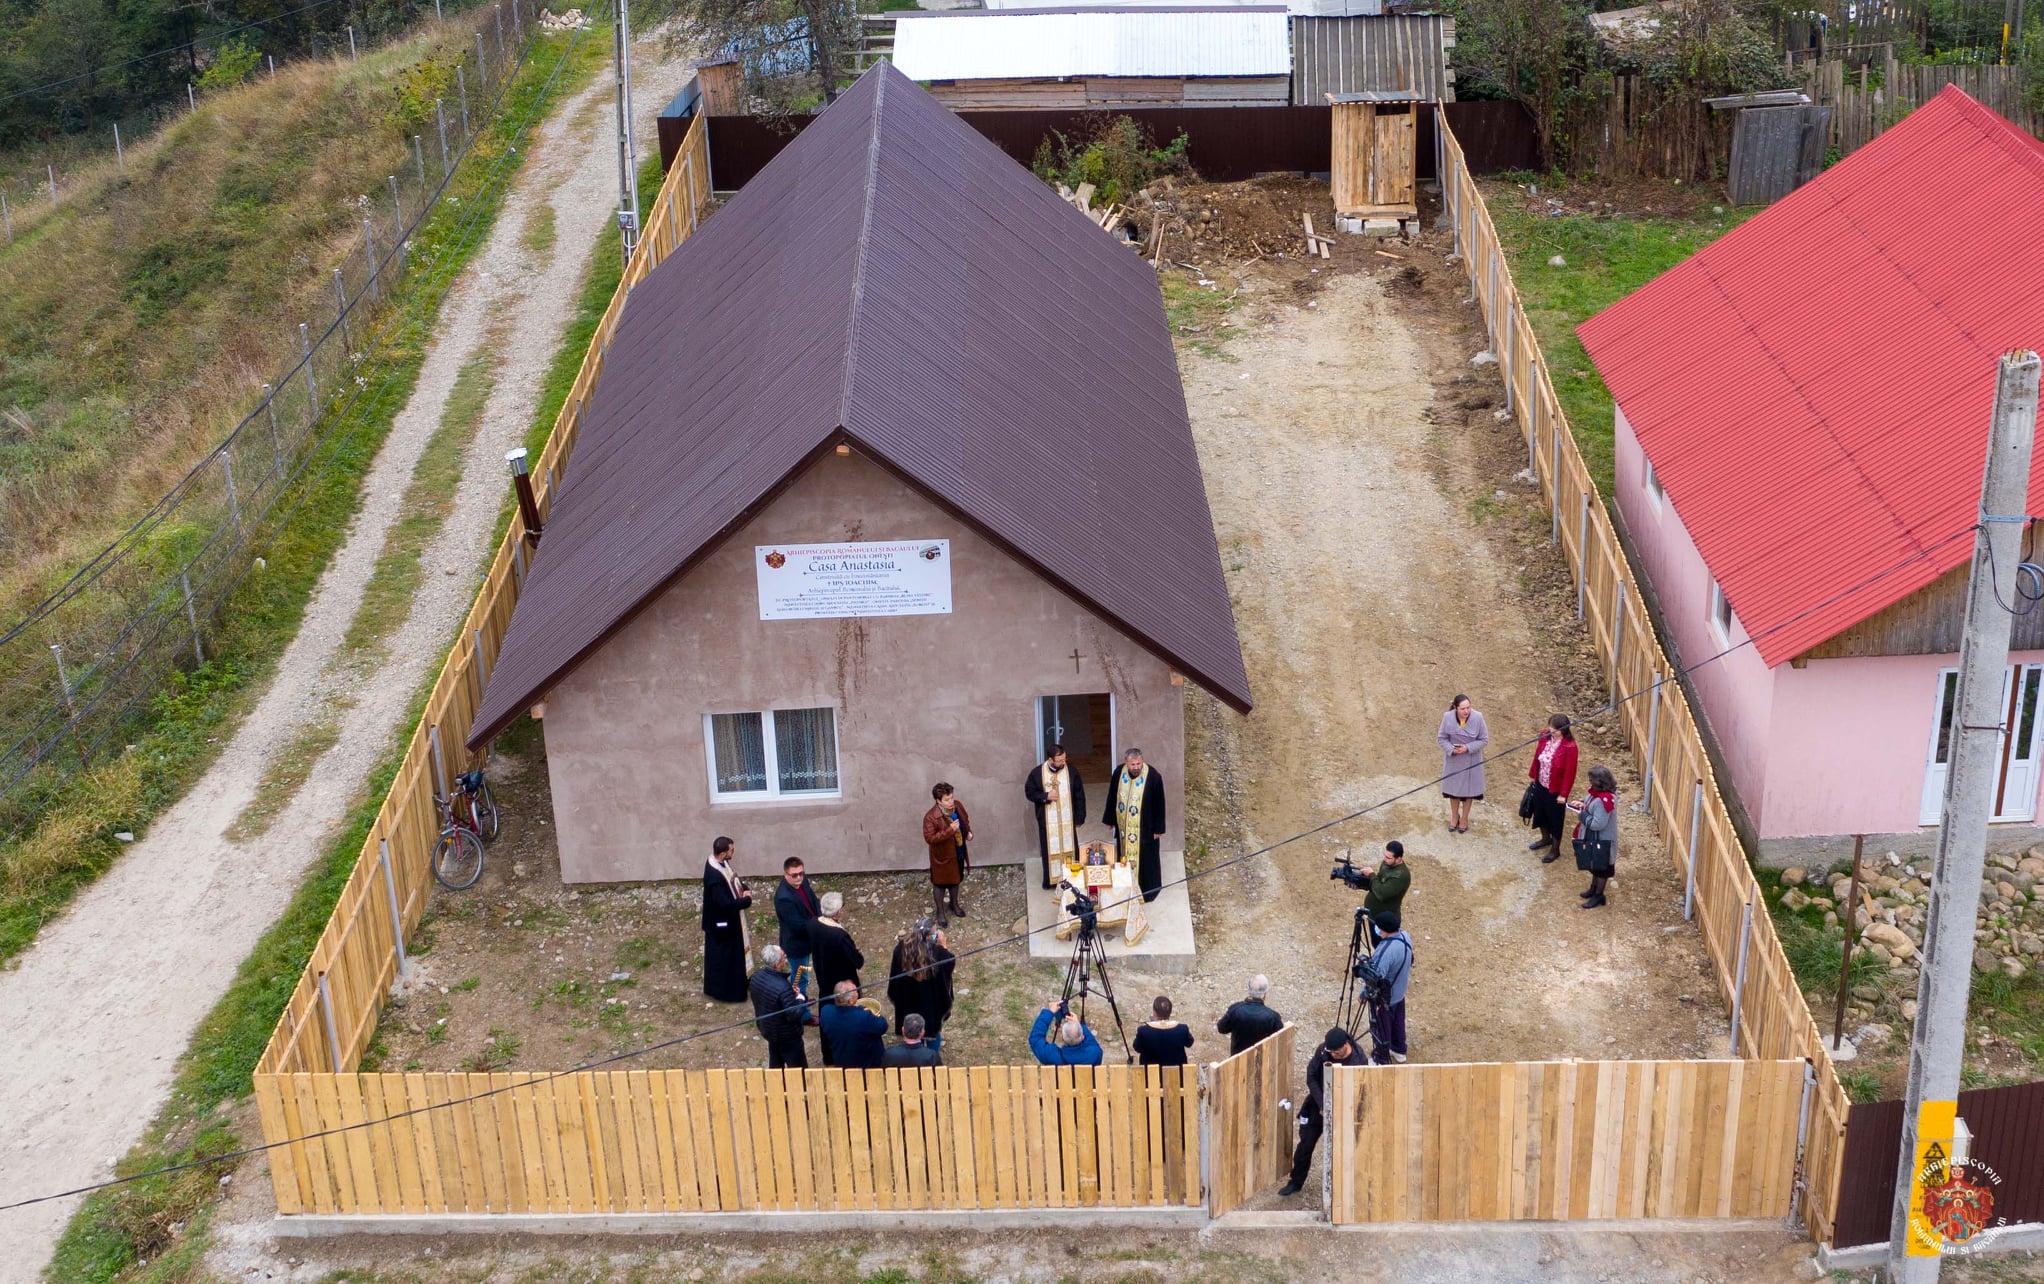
[1518, 781, 1540, 822]
[1573, 838, 1613, 872]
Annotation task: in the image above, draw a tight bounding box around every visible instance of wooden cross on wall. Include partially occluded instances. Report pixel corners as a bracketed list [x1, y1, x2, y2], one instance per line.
[1069, 649, 1085, 674]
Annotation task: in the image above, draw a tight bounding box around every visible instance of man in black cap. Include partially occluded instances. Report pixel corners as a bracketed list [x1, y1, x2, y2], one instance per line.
[1277, 1026, 1367, 1198]
[1367, 910, 1415, 1066]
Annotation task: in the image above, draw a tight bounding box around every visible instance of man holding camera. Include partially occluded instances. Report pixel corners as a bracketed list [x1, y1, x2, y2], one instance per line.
[1028, 1000, 1104, 1066]
[1366, 910, 1414, 1065]
[1359, 842, 1410, 919]
[1277, 1026, 1367, 1198]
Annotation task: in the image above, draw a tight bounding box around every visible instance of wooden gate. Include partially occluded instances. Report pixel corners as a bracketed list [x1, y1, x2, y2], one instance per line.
[1204, 1025, 1296, 1217]
[1328, 1060, 1806, 1224]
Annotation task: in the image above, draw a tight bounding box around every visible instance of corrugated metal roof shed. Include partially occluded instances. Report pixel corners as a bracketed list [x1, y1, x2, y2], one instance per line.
[891, 8, 1293, 81]
[1292, 14, 1454, 103]
[1576, 87, 2044, 668]
[468, 64, 1251, 747]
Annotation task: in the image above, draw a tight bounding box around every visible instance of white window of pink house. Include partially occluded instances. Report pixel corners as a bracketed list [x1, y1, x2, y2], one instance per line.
[1708, 579, 1734, 644]
[705, 708, 842, 802]
[1920, 665, 2044, 825]
[1644, 458, 1665, 511]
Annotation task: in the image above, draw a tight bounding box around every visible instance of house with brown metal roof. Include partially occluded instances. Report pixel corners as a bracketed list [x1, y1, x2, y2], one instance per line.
[468, 63, 1249, 882]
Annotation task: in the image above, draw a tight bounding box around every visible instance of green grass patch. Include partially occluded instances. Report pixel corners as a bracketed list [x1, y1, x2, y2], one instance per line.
[1479, 176, 1753, 493]
[1161, 272, 1238, 360]
[521, 202, 558, 255]
[225, 710, 347, 841]
[41, 26, 611, 1284]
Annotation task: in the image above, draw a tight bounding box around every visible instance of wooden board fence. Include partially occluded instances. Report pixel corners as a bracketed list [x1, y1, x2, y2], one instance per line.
[1801, 59, 2040, 158]
[1435, 111, 1849, 1242]
[254, 112, 712, 1082]
[1204, 1025, 1296, 1217]
[1327, 1060, 1807, 1224]
[254, 1064, 1201, 1216]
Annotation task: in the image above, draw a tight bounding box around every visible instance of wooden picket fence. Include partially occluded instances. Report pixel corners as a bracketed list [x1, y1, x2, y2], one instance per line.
[1204, 1025, 1296, 1217]
[1327, 1060, 1808, 1224]
[253, 111, 711, 1082]
[253, 1064, 1202, 1216]
[1802, 58, 2041, 157]
[1433, 114, 1850, 1243]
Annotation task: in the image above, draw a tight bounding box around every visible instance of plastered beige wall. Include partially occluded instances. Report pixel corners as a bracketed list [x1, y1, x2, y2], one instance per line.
[540, 449, 1186, 882]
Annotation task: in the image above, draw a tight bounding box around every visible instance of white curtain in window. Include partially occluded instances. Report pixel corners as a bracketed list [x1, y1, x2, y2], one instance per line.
[774, 707, 839, 793]
[710, 712, 767, 793]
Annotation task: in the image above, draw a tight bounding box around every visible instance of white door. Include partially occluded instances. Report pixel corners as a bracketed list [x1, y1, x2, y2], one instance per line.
[1921, 664, 2044, 825]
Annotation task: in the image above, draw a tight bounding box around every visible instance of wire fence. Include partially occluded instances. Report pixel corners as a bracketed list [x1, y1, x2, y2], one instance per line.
[0, 0, 545, 240]
[0, 0, 560, 816]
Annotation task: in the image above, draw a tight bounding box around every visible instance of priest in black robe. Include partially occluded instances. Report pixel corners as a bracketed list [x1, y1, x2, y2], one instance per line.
[1102, 747, 1167, 902]
[1023, 745, 1087, 890]
[701, 836, 753, 1002]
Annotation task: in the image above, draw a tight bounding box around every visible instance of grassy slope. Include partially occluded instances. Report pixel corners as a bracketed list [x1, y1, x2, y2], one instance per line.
[1478, 177, 1752, 493]
[40, 26, 613, 1284]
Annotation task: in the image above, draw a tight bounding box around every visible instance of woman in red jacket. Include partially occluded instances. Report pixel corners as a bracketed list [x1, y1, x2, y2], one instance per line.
[1527, 714, 1578, 861]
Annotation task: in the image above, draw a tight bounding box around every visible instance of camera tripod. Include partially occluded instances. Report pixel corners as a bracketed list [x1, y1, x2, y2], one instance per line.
[1060, 889, 1133, 1062]
[1335, 905, 1376, 1036]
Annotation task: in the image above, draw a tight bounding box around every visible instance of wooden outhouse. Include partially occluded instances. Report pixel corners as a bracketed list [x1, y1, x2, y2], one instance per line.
[1327, 92, 1421, 220]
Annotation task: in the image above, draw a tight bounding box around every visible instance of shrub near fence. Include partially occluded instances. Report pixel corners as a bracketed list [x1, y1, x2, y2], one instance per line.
[1432, 113, 1850, 1242]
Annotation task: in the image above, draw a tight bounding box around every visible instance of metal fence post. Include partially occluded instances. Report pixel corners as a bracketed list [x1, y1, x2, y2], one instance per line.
[1728, 897, 1754, 1056]
[333, 268, 349, 350]
[413, 135, 426, 191]
[511, 0, 522, 44]
[1502, 301, 1515, 414]
[301, 322, 318, 411]
[1575, 494, 1590, 620]
[348, 25, 358, 59]
[389, 174, 403, 233]
[113, 123, 123, 169]
[188, 82, 196, 112]
[1790, 1061, 1815, 1219]
[459, 64, 471, 137]
[1526, 379, 1540, 483]
[222, 454, 240, 538]
[1684, 780, 1703, 920]
[1549, 420, 1561, 543]
[2, 192, 11, 242]
[364, 218, 379, 301]
[264, 383, 282, 476]
[47, 163, 56, 204]
[51, 643, 87, 765]
[429, 723, 449, 801]
[1643, 671, 1660, 812]
[181, 572, 205, 663]
[495, 4, 505, 58]
[436, 99, 450, 174]
[475, 34, 487, 88]
[379, 839, 411, 978]
[435, 0, 443, 18]
[1609, 583, 1627, 706]
[268, 55, 276, 76]
[315, 971, 346, 1073]
[472, 628, 489, 687]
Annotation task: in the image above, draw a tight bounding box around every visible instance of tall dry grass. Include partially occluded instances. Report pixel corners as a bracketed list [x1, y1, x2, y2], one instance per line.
[0, 26, 477, 620]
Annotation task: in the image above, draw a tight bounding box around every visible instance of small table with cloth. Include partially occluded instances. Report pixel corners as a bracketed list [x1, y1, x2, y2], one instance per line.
[1055, 841, 1150, 944]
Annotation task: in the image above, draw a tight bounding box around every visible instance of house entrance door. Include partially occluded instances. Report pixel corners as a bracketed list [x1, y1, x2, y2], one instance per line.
[1921, 664, 2044, 825]
[1036, 693, 1115, 797]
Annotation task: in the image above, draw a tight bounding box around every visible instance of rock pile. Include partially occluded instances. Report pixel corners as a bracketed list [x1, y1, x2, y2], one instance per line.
[1780, 850, 2044, 1025]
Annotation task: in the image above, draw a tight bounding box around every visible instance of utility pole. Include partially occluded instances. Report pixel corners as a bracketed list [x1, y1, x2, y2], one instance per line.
[613, 0, 640, 263]
[1888, 349, 2042, 1281]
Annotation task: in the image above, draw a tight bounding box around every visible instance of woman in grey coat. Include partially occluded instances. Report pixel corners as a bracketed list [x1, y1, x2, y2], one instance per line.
[1568, 764, 1619, 909]
[1437, 693, 1489, 834]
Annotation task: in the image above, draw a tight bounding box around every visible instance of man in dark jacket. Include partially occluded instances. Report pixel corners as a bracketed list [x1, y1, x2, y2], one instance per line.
[1358, 842, 1411, 920]
[809, 891, 864, 995]
[773, 857, 823, 1013]
[1216, 975, 1284, 1056]
[1278, 1027, 1367, 1197]
[1028, 1002, 1104, 1067]
[819, 981, 888, 1069]
[748, 946, 806, 1070]
[882, 1013, 943, 1068]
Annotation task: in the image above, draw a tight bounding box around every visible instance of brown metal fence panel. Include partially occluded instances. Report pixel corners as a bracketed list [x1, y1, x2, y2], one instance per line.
[254, 1064, 1202, 1215]
[1205, 1025, 1297, 1217]
[1327, 1060, 1806, 1224]
[1435, 113, 1851, 1242]
[1830, 1080, 2044, 1248]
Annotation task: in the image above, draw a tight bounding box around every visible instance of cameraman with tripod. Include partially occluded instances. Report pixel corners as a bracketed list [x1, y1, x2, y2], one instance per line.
[1364, 911, 1414, 1065]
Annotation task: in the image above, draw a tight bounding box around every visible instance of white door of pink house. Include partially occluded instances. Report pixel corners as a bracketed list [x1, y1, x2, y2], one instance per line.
[1921, 664, 2044, 825]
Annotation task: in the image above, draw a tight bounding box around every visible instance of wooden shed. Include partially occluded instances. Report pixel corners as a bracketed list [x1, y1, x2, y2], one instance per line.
[1327, 91, 1421, 220]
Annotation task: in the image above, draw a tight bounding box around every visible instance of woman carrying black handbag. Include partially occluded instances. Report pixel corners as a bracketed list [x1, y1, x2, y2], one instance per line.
[1566, 765, 1619, 910]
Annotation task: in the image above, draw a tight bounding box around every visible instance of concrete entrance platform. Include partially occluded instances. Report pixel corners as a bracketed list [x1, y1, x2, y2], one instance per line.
[1024, 850, 1196, 974]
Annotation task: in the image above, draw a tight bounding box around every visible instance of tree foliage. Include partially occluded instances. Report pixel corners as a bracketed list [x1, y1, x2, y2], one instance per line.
[1632, 0, 1790, 98]
[647, 0, 859, 115]
[1446, 0, 1596, 169]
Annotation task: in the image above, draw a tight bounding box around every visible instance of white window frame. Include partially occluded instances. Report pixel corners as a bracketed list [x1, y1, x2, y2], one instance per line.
[703, 707, 843, 803]
[1708, 578, 1734, 645]
[1644, 457, 1665, 512]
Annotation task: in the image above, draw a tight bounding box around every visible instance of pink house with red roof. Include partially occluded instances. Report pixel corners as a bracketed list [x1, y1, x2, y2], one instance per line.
[1578, 86, 2044, 867]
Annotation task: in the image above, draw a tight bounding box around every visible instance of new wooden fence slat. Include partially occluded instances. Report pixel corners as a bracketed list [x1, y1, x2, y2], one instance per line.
[784, 1068, 816, 1211]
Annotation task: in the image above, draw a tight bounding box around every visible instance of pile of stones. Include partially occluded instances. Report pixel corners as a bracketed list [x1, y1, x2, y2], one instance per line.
[1777, 849, 2044, 1026]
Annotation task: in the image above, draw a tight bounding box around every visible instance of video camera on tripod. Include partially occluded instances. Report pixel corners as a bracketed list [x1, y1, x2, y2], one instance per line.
[1054, 879, 1129, 1060]
[1329, 852, 1371, 891]
[1057, 879, 1099, 935]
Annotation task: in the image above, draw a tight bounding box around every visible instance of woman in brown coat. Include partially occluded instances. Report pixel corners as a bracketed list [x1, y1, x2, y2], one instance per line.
[922, 783, 973, 926]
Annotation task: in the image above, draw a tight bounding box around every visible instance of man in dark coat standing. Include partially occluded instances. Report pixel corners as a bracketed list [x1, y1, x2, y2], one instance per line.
[1216, 974, 1285, 1056]
[809, 891, 864, 996]
[749, 946, 806, 1069]
[701, 836, 752, 1002]
[1278, 1027, 1366, 1197]
[1023, 744, 1087, 890]
[1102, 747, 1168, 902]
[820, 982, 888, 1070]
[773, 856, 823, 1013]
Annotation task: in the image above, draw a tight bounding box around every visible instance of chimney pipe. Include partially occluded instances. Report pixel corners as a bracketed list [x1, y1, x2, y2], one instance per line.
[506, 448, 543, 544]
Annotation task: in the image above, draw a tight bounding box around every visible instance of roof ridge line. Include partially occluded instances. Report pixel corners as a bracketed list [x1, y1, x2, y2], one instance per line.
[837, 70, 889, 435]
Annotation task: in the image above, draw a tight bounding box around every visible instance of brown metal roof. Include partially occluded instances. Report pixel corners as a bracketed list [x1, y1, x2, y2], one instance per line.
[468, 64, 1250, 748]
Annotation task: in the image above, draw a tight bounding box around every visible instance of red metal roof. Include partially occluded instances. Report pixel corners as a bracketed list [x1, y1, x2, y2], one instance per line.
[468, 64, 1249, 748]
[1577, 86, 2044, 668]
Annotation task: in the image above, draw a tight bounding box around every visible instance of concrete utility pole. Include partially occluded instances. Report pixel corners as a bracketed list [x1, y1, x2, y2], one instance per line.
[613, 0, 640, 263]
[1888, 349, 2042, 1282]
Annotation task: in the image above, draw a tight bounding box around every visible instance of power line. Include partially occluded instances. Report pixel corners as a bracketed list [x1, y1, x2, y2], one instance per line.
[0, 519, 1985, 1216]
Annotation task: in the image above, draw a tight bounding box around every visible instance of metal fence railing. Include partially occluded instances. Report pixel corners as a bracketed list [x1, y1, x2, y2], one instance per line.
[0, 0, 552, 815]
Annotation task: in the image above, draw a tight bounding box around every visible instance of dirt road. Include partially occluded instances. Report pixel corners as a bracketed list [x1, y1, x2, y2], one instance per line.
[0, 39, 692, 1281]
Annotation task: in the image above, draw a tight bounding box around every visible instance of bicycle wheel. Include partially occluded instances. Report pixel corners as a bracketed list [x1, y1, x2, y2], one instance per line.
[468, 781, 501, 843]
[432, 826, 485, 890]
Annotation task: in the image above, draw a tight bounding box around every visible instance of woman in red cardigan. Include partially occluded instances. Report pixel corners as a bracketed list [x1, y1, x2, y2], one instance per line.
[1527, 714, 1578, 861]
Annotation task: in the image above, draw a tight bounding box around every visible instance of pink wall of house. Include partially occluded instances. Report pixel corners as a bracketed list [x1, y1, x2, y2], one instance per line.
[1612, 406, 1780, 828]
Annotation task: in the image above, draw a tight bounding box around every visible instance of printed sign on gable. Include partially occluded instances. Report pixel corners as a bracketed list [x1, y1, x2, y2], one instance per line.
[756, 540, 953, 621]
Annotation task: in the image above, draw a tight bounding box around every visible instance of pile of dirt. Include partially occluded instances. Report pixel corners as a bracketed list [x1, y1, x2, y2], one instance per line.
[1129, 174, 1341, 266]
